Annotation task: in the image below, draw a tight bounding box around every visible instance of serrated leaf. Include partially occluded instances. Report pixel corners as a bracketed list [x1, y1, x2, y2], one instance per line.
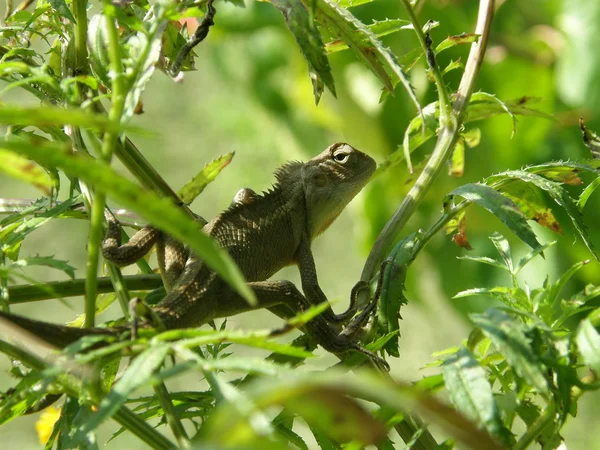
[271, 0, 335, 103]
[178, 152, 234, 205]
[0, 105, 138, 134]
[325, 19, 411, 53]
[333, 0, 372, 7]
[377, 233, 417, 356]
[578, 176, 600, 210]
[443, 348, 506, 442]
[122, 13, 166, 124]
[457, 256, 508, 272]
[0, 195, 80, 260]
[489, 233, 513, 272]
[448, 184, 541, 251]
[1, 137, 255, 305]
[0, 149, 53, 195]
[10, 256, 76, 279]
[72, 344, 170, 443]
[515, 241, 556, 274]
[471, 309, 548, 393]
[435, 33, 479, 53]
[48, 0, 75, 23]
[500, 182, 562, 234]
[488, 170, 598, 258]
[449, 138, 465, 177]
[545, 260, 590, 310]
[156, 329, 315, 358]
[305, 0, 421, 115]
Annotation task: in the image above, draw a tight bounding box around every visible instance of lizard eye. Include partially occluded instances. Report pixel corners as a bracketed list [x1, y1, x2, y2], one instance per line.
[332, 149, 351, 164]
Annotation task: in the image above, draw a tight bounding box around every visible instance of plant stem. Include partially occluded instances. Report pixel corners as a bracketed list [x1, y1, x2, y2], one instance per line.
[154, 382, 191, 447]
[512, 402, 556, 450]
[360, 0, 495, 284]
[85, 1, 128, 327]
[72, 0, 89, 75]
[7, 274, 162, 304]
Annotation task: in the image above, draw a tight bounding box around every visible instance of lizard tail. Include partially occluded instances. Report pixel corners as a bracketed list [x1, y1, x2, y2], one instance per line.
[0, 311, 118, 349]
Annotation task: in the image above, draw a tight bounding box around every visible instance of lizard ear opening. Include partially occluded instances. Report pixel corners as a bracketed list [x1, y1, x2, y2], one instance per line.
[313, 172, 329, 187]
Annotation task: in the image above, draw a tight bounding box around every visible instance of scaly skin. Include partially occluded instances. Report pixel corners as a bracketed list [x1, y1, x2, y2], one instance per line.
[0, 143, 381, 363]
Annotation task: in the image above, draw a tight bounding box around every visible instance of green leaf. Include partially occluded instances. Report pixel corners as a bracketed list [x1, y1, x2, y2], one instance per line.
[304, 0, 420, 115]
[435, 33, 479, 53]
[325, 19, 411, 53]
[443, 348, 506, 442]
[270, 0, 335, 103]
[578, 176, 600, 210]
[10, 256, 76, 279]
[0, 149, 53, 195]
[0, 137, 256, 305]
[470, 309, 549, 393]
[489, 170, 598, 259]
[203, 372, 505, 450]
[72, 344, 170, 443]
[48, 0, 75, 24]
[489, 233, 513, 273]
[155, 328, 315, 358]
[577, 320, 600, 372]
[500, 182, 563, 234]
[178, 152, 234, 205]
[457, 255, 509, 272]
[514, 241, 556, 274]
[545, 259, 590, 310]
[448, 184, 541, 251]
[377, 233, 417, 356]
[0, 105, 138, 134]
[333, 0, 372, 7]
[0, 195, 80, 260]
[121, 8, 167, 124]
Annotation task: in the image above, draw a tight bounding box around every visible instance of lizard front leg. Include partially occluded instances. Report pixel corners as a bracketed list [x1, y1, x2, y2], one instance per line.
[295, 235, 357, 324]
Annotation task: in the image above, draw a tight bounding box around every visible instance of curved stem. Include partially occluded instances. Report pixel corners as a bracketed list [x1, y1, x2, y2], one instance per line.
[85, 1, 128, 327]
[360, 0, 495, 284]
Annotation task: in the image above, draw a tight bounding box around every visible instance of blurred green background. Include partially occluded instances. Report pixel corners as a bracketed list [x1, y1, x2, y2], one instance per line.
[1, 0, 600, 448]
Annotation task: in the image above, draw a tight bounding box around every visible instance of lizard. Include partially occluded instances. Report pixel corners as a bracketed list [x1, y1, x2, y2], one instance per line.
[0, 143, 382, 365]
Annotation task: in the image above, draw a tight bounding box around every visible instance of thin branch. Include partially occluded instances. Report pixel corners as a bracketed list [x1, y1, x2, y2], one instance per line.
[360, 0, 496, 284]
[169, 0, 216, 77]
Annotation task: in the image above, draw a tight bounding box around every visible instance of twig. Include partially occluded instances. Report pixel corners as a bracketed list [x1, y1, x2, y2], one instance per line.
[169, 0, 216, 77]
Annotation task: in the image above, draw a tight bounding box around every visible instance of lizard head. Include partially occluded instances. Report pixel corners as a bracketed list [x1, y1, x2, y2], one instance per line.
[300, 142, 376, 240]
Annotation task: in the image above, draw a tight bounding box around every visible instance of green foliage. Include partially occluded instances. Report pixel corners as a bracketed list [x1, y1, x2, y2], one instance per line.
[0, 0, 600, 449]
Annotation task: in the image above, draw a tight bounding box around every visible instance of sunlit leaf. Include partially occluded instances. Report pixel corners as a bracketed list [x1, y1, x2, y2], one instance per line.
[325, 19, 411, 53]
[178, 152, 234, 205]
[500, 182, 562, 234]
[72, 344, 170, 443]
[270, 0, 335, 102]
[471, 309, 549, 393]
[304, 0, 421, 115]
[435, 33, 479, 53]
[448, 184, 541, 251]
[488, 170, 598, 258]
[0, 149, 53, 195]
[443, 348, 507, 443]
[377, 233, 417, 356]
